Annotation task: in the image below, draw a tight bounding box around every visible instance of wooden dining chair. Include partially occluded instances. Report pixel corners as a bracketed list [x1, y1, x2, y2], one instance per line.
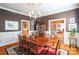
[29, 40, 45, 55]
[18, 35, 30, 53]
[18, 35, 27, 46]
[42, 40, 59, 55]
[18, 35, 23, 47]
[18, 35, 26, 53]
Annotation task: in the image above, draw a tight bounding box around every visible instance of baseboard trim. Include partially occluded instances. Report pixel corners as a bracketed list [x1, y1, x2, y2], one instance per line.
[0, 42, 18, 48]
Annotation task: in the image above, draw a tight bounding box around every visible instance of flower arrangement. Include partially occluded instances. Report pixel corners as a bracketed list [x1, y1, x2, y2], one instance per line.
[70, 28, 76, 37]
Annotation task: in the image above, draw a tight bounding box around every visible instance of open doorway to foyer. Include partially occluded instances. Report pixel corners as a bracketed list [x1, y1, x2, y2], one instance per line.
[49, 18, 66, 44]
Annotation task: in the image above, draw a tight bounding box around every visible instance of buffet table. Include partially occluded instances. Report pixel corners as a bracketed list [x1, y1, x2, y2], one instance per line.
[69, 36, 78, 51]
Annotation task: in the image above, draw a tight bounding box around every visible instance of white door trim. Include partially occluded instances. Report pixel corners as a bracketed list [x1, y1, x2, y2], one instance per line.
[48, 18, 66, 43]
[21, 20, 30, 36]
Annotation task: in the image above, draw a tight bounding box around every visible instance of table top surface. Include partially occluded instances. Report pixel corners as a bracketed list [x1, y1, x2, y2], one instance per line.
[69, 36, 77, 39]
[26, 37, 49, 46]
[26, 37, 58, 47]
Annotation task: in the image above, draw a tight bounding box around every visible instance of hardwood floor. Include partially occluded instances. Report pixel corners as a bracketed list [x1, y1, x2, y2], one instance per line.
[60, 43, 79, 55]
[0, 42, 18, 55]
[0, 42, 79, 55]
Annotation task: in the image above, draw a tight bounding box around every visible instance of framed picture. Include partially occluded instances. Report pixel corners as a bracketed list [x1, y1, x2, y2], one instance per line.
[5, 20, 19, 30]
[69, 23, 77, 31]
[70, 18, 75, 23]
[21, 20, 30, 30]
[22, 21, 28, 30]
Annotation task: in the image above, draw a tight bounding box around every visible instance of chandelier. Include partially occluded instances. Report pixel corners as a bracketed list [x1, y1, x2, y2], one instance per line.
[27, 3, 41, 20]
[28, 11, 41, 20]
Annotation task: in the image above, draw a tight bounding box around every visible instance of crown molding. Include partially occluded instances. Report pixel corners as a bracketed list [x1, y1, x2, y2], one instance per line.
[0, 6, 33, 18]
[0, 5, 79, 18]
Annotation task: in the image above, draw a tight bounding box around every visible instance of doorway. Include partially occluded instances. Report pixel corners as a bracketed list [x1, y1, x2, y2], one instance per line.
[49, 18, 66, 43]
[21, 20, 30, 37]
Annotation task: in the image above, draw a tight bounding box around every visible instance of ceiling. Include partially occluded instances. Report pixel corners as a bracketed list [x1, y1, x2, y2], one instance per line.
[0, 3, 79, 18]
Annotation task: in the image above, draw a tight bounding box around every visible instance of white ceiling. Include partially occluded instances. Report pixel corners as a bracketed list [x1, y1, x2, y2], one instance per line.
[0, 3, 79, 18]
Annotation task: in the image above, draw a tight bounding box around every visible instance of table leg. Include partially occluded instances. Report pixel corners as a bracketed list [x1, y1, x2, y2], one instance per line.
[75, 38, 78, 51]
[69, 38, 71, 48]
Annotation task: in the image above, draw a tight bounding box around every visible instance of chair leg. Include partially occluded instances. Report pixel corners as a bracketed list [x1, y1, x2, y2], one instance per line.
[41, 50, 48, 55]
[27, 48, 31, 55]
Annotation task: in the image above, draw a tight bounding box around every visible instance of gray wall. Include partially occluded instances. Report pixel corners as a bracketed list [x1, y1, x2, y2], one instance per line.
[0, 9, 30, 46]
[0, 9, 29, 32]
[76, 8, 79, 32]
[38, 9, 77, 32]
[37, 8, 79, 46]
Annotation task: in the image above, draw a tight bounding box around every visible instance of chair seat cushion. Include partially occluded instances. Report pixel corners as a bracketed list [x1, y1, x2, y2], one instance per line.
[23, 44, 30, 49]
[44, 47, 57, 55]
[30, 47, 44, 54]
[19, 42, 23, 46]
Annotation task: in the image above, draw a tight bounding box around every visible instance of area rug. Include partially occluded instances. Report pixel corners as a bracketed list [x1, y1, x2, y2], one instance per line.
[58, 49, 69, 55]
[6, 46, 34, 55]
[6, 46, 69, 55]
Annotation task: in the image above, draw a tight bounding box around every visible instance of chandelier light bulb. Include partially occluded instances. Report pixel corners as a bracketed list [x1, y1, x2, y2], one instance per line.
[39, 12, 41, 16]
[31, 11, 34, 14]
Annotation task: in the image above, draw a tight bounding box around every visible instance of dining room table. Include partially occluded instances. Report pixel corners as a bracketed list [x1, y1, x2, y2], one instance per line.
[26, 37, 49, 47]
[25, 36, 58, 48]
[22, 36, 59, 55]
[69, 36, 78, 51]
